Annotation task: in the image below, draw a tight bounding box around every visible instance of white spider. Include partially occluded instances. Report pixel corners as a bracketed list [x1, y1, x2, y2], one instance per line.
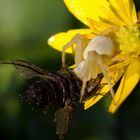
[62, 34, 116, 102]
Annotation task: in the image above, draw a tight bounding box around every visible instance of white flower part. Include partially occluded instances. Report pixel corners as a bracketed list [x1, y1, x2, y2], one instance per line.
[83, 35, 114, 59]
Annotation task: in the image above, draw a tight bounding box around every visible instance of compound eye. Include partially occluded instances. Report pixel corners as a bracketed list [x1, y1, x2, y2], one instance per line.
[83, 35, 115, 59]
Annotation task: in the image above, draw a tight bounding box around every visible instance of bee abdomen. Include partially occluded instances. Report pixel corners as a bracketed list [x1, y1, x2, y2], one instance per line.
[26, 69, 82, 108]
[26, 79, 58, 106]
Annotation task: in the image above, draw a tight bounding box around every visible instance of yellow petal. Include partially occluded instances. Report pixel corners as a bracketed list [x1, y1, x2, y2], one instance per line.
[69, 64, 76, 69]
[48, 29, 91, 53]
[64, 0, 135, 28]
[64, 0, 109, 26]
[87, 19, 116, 34]
[109, 0, 137, 25]
[84, 78, 112, 110]
[138, 12, 140, 23]
[127, 0, 137, 23]
[84, 63, 126, 110]
[84, 95, 103, 110]
[109, 60, 140, 113]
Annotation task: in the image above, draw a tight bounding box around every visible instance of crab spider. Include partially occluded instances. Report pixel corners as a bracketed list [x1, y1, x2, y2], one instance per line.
[62, 34, 116, 102]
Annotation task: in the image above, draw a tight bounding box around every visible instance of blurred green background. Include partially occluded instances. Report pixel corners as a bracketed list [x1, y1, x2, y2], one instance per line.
[0, 0, 140, 140]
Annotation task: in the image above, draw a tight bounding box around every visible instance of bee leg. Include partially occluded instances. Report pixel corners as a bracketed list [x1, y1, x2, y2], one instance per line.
[62, 34, 84, 67]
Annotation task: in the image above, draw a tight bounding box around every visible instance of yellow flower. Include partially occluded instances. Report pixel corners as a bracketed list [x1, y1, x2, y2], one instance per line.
[48, 0, 140, 113]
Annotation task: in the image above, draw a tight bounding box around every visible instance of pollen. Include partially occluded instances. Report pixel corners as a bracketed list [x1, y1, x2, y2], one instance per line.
[115, 25, 140, 54]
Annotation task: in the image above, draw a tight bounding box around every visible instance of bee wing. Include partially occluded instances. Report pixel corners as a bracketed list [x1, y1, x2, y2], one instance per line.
[54, 99, 74, 140]
[0, 60, 51, 79]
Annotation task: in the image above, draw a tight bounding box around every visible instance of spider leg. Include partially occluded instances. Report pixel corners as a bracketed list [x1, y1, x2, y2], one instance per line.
[96, 54, 115, 100]
[62, 34, 84, 67]
[102, 27, 118, 36]
[80, 80, 87, 102]
[79, 51, 99, 102]
[104, 64, 116, 84]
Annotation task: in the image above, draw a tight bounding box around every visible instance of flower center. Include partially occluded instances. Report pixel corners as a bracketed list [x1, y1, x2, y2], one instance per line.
[115, 25, 140, 55]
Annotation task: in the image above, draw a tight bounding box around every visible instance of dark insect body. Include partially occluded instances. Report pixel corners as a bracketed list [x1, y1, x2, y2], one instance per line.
[27, 68, 81, 108]
[0, 60, 103, 139]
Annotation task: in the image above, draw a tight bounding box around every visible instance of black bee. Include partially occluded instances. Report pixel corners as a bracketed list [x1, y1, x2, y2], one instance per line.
[0, 60, 103, 139]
